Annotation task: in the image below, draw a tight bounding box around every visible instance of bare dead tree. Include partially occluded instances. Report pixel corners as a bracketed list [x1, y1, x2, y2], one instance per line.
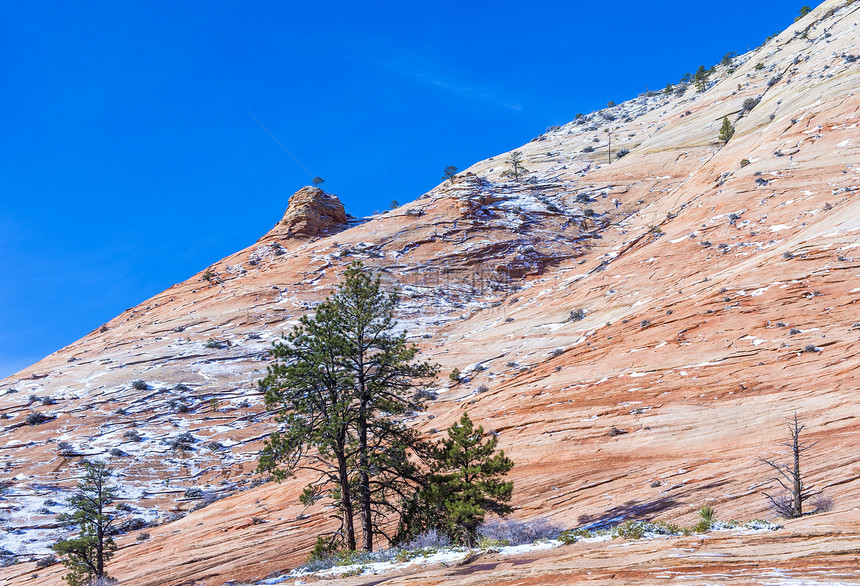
[760, 413, 817, 518]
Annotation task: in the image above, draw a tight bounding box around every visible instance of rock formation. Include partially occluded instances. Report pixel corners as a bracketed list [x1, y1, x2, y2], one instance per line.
[2, 1, 860, 584]
[259, 185, 347, 242]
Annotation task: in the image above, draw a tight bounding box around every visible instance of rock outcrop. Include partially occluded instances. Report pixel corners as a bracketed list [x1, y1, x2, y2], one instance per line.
[259, 185, 347, 241]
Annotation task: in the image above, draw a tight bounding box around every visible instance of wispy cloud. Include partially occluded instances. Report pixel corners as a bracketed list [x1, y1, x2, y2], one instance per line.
[408, 71, 523, 111]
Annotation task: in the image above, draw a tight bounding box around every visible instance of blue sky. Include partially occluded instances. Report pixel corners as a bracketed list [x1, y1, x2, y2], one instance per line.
[0, 1, 809, 378]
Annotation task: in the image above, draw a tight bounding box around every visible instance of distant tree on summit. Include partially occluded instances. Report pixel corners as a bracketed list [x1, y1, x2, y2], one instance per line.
[443, 165, 459, 184]
[721, 51, 737, 67]
[312, 177, 325, 187]
[795, 6, 812, 21]
[500, 151, 528, 181]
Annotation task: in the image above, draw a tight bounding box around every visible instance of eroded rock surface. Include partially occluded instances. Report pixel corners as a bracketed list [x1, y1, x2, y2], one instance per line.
[259, 186, 348, 241]
[3, 1, 860, 584]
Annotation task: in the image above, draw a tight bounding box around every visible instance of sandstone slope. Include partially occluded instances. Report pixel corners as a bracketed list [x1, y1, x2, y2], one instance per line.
[2, 1, 860, 584]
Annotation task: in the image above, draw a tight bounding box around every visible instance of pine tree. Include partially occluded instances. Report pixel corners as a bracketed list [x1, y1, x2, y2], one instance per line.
[719, 117, 735, 143]
[312, 176, 325, 187]
[500, 151, 528, 181]
[257, 296, 360, 550]
[397, 412, 514, 546]
[694, 65, 710, 92]
[53, 461, 120, 586]
[258, 261, 437, 552]
[443, 165, 458, 184]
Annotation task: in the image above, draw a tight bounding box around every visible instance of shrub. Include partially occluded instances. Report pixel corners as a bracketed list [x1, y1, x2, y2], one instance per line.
[123, 430, 142, 442]
[755, 62, 765, 71]
[449, 368, 461, 383]
[476, 384, 489, 394]
[137, 532, 150, 541]
[477, 518, 563, 545]
[109, 448, 127, 458]
[616, 149, 630, 159]
[26, 412, 49, 426]
[184, 487, 204, 499]
[742, 97, 760, 112]
[569, 308, 586, 322]
[640, 319, 651, 328]
[131, 380, 148, 391]
[168, 432, 195, 451]
[740, 158, 751, 167]
[204, 338, 225, 349]
[614, 520, 647, 539]
[581, 145, 595, 153]
[812, 495, 833, 513]
[57, 441, 74, 454]
[36, 554, 58, 568]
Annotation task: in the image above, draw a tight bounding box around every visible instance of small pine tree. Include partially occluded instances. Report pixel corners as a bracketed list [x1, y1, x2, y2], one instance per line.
[312, 177, 325, 187]
[397, 412, 513, 546]
[694, 65, 710, 92]
[443, 165, 458, 184]
[500, 151, 528, 181]
[795, 6, 812, 21]
[53, 461, 120, 586]
[719, 117, 735, 143]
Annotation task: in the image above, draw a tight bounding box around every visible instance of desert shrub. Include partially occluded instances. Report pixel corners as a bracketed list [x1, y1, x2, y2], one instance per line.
[413, 388, 438, 401]
[742, 97, 760, 112]
[26, 412, 49, 426]
[477, 517, 563, 545]
[109, 448, 127, 458]
[698, 506, 715, 528]
[117, 517, 148, 534]
[137, 532, 150, 541]
[449, 368, 461, 382]
[36, 554, 58, 568]
[184, 487, 204, 499]
[401, 529, 451, 550]
[812, 495, 833, 513]
[131, 380, 148, 391]
[581, 145, 595, 153]
[740, 158, 751, 167]
[767, 75, 782, 87]
[476, 384, 489, 394]
[123, 430, 142, 442]
[167, 432, 195, 451]
[57, 441, 73, 453]
[803, 344, 821, 353]
[616, 149, 630, 159]
[640, 319, 651, 328]
[569, 308, 586, 322]
[204, 338, 225, 349]
[549, 348, 564, 358]
[613, 520, 647, 539]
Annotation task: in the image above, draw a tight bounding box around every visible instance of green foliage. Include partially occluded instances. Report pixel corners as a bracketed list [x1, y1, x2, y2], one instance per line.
[52, 461, 120, 586]
[795, 5, 812, 21]
[721, 52, 737, 67]
[694, 65, 710, 92]
[755, 62, 765, 71]
[443, 166, 458, 184]
[698, 505, 715, 522]
[664, 83, 674, 94]
[613, 520, 647, 539]
[258, 261, 438, 551]
[449, 368, 461, 383]
[719, 117, 735, 143]
[500, 151, 528, 181]
[396, 412, 514, 546]
[312, 176, 325, 187]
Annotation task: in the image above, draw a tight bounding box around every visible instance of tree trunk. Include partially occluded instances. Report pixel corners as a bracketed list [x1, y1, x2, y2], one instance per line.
[358, 398, 372, 551]
[792, 418, 803, 518]
[337, 452, 357, 550]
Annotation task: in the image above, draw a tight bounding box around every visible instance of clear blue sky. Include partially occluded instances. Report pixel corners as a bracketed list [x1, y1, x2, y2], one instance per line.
[0, 1, 809, 378]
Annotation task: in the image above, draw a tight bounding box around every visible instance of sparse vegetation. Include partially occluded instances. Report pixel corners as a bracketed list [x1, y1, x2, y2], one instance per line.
[449, 368, 461, 383]
[443, 165, 458, 184]
[131, 380, 147, 391]
[719, 117, 735, 143]
[53, 461, 121, 586]
[500, 151, 528, 181]
[26, 412, 50, 426]
[761, 414, 817, 518]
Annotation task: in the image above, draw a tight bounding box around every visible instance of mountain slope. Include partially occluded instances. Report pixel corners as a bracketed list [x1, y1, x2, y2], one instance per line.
[3, 1, 860, 584]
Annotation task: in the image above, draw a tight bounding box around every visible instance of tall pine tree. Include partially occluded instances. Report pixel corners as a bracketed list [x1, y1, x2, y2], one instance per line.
[258, 261, 437, 552]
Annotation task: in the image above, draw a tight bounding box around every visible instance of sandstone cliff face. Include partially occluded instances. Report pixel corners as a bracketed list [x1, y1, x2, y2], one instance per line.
[3, 2, 860, 584]
[258, 185, 347, 242]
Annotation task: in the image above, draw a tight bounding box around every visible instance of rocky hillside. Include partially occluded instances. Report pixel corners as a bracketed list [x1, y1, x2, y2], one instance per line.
[3, 1, 860, 584]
